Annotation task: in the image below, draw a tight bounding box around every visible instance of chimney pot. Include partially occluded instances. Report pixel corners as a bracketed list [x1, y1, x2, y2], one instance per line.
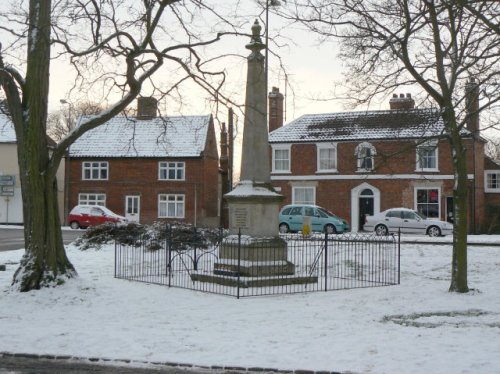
[389, 91, 415, 110]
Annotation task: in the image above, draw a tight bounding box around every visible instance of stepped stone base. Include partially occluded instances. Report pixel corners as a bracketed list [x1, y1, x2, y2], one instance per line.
[190, 273, 318, 288]
[189, 235, 319, 288]
[213, 260, 295, 277]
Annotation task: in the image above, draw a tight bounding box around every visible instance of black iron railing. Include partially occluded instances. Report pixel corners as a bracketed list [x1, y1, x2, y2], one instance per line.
[115, 226, 400, 298]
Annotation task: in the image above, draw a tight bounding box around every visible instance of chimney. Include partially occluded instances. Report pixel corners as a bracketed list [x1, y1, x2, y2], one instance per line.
[389, 93, 415, 110]
[137, 97, 158, 119]
[268, 87, 284, 132]
[465, 78, 480, 134]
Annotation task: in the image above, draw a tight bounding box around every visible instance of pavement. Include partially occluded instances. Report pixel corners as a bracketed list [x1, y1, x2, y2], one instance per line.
[0, 353, 343, 374]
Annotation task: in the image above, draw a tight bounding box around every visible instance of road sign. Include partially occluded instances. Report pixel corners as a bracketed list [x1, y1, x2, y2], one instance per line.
[0, 175, 15, 186]
[0, 185, 14, 196]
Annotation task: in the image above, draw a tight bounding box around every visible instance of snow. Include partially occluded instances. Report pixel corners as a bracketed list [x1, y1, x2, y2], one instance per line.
[1, 237, 500, 373]
[225, 180, 283, 197]
[69, 115, 212, 158]
[269, 108, 470, 144]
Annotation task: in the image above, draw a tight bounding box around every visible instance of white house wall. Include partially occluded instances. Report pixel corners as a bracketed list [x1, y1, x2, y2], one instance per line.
[0, 143, 65, 225]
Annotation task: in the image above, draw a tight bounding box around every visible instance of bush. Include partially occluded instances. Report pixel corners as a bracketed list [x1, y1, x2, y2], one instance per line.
[74, 221, 224, 251]
[74, 222, 147, 250]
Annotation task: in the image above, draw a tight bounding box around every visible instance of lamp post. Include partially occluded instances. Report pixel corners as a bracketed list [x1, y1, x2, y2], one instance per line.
[265, 0, 281, 96]
[59, 99, 72, 225]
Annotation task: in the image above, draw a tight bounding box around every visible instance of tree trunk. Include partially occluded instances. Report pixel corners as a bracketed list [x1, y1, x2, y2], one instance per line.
[11, 0, 76, 292]
[445, 109, 469, 293]
[12, 173, 77, 291]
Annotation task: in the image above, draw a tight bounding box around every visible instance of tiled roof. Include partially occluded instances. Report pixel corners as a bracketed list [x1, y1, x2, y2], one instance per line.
[0, 113, 16, 143]
[269, 108, 458, 143]
[69, 115, 212, 158]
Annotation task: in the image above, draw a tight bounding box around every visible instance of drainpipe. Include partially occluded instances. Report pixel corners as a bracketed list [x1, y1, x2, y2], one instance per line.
[194, 183, 197, 226]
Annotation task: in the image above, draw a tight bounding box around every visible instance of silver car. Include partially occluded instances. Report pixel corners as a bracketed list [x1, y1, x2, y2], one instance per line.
[364, 208, 453, 237]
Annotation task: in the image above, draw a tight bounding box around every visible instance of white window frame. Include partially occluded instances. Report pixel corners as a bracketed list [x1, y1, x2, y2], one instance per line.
[414, 187, 441, 219]
[316, 143, 337, 173]
[78, 193, 106, 206]
[82, 161, 109, 180]
[416, 141, 439, 172]
[159, 161, 185, 181]
[158, 194, 185, 218]
[271, 144, 291, 173]
[292, 186, 316, 205]
[355, 142, 376, 172]
[485, 170, 500, 193]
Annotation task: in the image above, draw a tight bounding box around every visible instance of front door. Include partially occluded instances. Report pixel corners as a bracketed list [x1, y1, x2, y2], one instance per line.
[359, 189, 374, 230]
[125, 196, 140, 222]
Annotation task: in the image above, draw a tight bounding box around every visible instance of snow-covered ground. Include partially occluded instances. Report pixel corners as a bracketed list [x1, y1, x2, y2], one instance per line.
[0, 238, 499, 374]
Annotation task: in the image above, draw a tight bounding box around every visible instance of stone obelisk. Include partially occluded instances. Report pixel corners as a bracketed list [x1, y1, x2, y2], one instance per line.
[191, 21, 318, 285]
[224, 20, 284, 237]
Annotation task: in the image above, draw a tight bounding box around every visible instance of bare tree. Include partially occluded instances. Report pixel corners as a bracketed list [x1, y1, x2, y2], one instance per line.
[284, 0, 500, 292]
[47, 101, 103, 142]
[0, 0, 245, 292]
[485, 137, 500, 163]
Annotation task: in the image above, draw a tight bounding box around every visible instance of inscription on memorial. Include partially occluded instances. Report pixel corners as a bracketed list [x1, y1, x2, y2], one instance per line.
[233, 207, 249, 229]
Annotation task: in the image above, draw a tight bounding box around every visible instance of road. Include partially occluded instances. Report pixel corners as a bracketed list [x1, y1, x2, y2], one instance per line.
[0, 227, 84, 252]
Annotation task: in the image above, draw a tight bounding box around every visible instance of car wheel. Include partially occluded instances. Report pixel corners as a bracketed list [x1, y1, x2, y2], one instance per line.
[427, 226, 441, 237]
[324, 224, 337, 234]
[70, 221, 80, 230]
[375, 224, 388, 236]
[279, 223, 290, 233]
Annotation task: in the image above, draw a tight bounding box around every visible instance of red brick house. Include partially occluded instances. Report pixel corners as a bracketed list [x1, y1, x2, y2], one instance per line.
[268, 90, 500, 233]
[67, 98, 220, 226]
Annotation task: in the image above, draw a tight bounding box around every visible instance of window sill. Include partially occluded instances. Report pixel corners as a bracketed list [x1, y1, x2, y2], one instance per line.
[415, 169, 440, 172]
[356, 169, 374, 173]
[271, 171, 292, 174]
[485, 189, 500, 193]
[316, 170, 338, 174]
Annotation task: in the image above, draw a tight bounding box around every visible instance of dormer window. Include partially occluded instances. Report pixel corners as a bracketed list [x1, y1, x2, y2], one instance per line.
[416, 140, 438, 171]
[355, 142, 376, 171]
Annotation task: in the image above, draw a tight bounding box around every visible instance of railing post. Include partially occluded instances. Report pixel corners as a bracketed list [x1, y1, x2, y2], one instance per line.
[114, 241, 117, 278]
[193, 226, 198, 271]
[237, 228, 241, 299]
[398, 227, 401, 284]
[167, 223, 172, 287]
[324, 231, 328, 291]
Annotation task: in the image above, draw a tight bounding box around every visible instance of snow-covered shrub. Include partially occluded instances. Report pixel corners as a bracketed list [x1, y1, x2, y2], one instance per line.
[74, 221, 224, 251]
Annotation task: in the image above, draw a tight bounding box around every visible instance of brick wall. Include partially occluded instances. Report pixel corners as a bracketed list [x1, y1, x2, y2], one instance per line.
[271, 137, 488, 232]
[68, 156, 219, 226]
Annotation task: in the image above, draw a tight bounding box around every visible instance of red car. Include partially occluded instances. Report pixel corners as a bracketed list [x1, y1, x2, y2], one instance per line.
[68, 205, 127, 229]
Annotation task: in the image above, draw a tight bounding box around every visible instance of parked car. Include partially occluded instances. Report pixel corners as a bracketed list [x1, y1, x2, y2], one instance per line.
[363, 208, 453, 237]
[278, 204, 350, 234]
[68, 205, 127, 229]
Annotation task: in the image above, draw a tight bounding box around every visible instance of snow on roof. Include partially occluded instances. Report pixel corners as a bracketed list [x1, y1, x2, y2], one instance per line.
[69, 115, 212, 158]
[269, 108, 458, 143]
[0, 113, 16, 143]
